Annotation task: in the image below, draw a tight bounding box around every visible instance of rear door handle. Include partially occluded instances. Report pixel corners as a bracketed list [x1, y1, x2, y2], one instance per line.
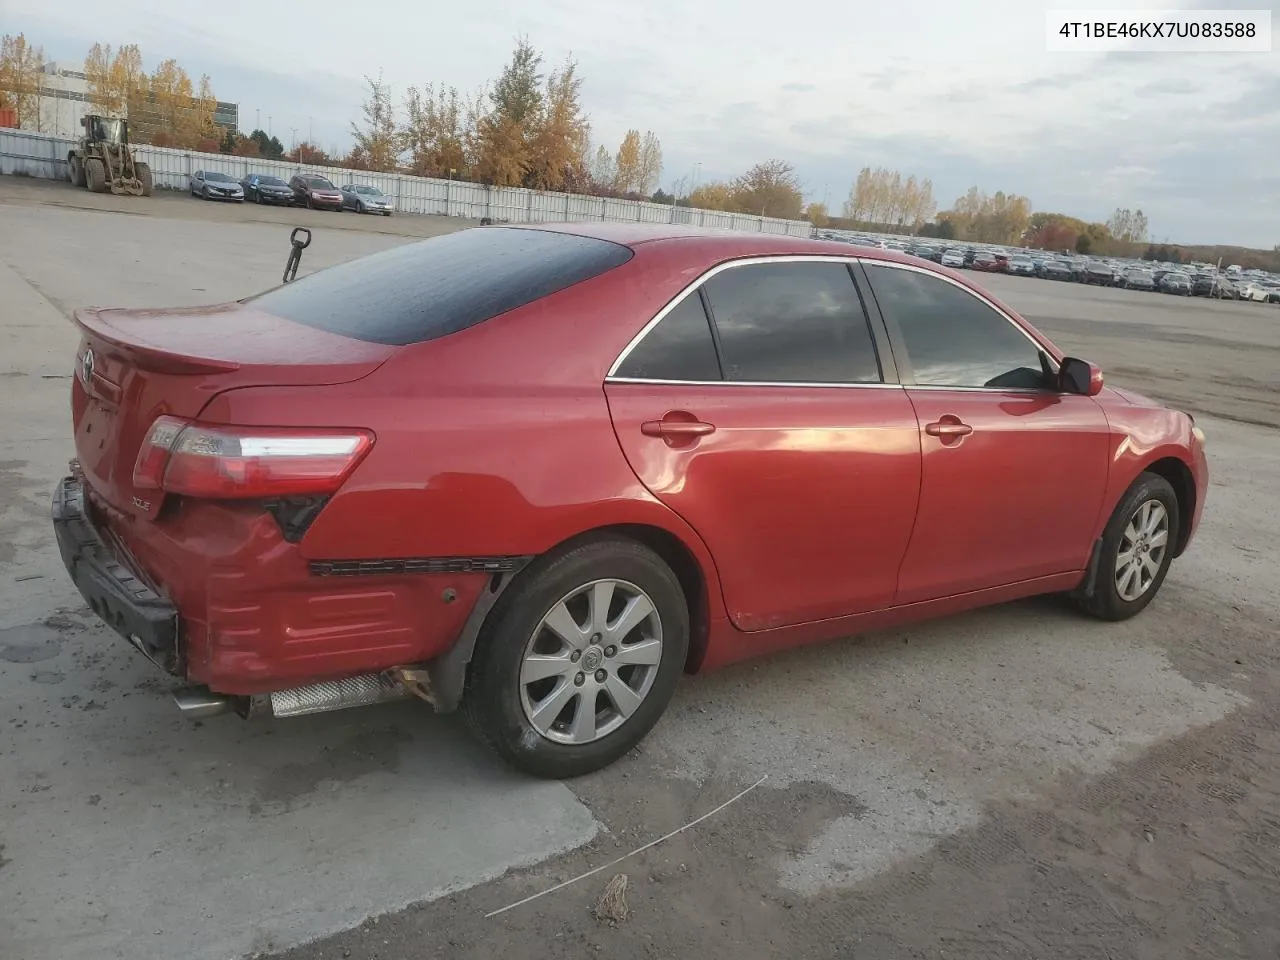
[924, 418, 973, 438]
[641, 420, 716, 438]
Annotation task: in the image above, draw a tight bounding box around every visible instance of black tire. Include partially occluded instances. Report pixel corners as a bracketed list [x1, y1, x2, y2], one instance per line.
[68, 154, 86, 187]
[135, 162, 153, 197]
[1074, 472, 1180, 621]
[462, 536, 689, 779]
[85, 158, 107, 194]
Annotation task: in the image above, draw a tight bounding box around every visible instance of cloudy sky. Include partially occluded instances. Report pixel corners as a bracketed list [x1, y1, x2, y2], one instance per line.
[8, 0, 1278, 246]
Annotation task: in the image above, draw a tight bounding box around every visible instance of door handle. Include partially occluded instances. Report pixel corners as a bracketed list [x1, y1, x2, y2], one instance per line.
[641, 420, 716, 438]
[924, 418, 973, 438]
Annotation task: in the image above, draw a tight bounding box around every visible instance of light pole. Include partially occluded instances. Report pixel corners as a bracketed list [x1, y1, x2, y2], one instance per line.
[256, 107, 260, 131]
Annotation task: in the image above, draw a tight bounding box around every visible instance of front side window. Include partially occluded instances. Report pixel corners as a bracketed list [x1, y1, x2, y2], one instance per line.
[614, 293, 721, 381]
[864, 264, 1050, 390]
[701, 261, 882, 383]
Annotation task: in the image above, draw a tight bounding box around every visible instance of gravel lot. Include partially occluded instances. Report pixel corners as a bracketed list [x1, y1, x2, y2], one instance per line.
[2, 178, 1278, 960]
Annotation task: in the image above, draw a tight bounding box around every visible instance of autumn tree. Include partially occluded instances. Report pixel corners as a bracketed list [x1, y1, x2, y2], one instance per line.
[636, 131, 663, 196]
[286, 141, 331, 165]
[587, 143, 616, 192]
[402, 82, 468, 179]
[943, 186, 1032, 244]
[472, 36, 543, 186]
[1026, 212, 1088, 252]
[350, 72, 400, 171]
[0, 34, 45, 128]
[806, 202, 829, 226]
[687, 182, 735, 211]
[84, 43, 143, 116]
[524, 57, 589, 191]
[231, 135, 260, 157]
[730, 159, 803, 218]
[1107, 207, 1150, 245]
[613, 129, 643, 194]
[842, 166, 935, 229]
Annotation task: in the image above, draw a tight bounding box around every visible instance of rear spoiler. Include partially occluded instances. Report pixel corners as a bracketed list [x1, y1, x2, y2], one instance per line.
[74, 307, 243, 375]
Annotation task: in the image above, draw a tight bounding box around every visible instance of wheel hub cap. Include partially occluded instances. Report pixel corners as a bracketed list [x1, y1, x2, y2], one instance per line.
[581, 645, 604, 672]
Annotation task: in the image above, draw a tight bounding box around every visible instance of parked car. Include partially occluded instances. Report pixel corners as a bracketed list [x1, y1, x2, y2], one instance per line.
[971, 251, 1003, 272]
[189, 171, 244, 202]
[1041, 260, 1075, 281]
[1159, 272, 1192, 295]
[51, 225, 1208, 779]
[940, 249, 966, 269]
[242, 174, 295, 206]
[290, 174, 344, 210]
[1084, 261, 1116, 285]
[341, 184, 395, 216]
[1122, 268, 1156, 291]
[1237, 281, 1271, 303]
[1006, 256, 1037, 276]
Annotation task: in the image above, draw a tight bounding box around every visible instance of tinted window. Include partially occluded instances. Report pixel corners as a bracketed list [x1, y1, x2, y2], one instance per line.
[306, 177, 335, 188]
[864, 264, 1049, 390]
[701, 262, 881, 383]
[614, 293, 720, 381]
[249, 227, 633, 346]
[259, 176, 286, 186]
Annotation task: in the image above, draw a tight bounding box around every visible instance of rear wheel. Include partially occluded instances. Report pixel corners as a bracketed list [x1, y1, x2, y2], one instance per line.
[135, 162, 153, 197]
[462, 537, 689, 779]
[1074, 472, 1180, 621]
[85, 158, 107, 194]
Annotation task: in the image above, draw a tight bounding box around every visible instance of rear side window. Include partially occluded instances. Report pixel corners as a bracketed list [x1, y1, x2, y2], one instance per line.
[613, 293, 721, 381]
[248, 228, 634, 345]
[701, 261, 882, 383]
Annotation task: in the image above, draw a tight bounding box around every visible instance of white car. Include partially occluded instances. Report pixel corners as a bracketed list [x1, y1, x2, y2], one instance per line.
[940, 250, 966, 268]
[1237, 282, 1270, 302]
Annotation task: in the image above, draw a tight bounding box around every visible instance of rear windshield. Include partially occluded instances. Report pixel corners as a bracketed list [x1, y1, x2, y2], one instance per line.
[248, 227, 634, 346]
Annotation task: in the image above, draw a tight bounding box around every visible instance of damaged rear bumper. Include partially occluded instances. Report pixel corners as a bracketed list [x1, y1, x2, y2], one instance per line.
[51, 474, 181, 673]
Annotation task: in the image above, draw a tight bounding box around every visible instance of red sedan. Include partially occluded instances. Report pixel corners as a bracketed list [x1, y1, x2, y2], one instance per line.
[53, 224, 1209, 778]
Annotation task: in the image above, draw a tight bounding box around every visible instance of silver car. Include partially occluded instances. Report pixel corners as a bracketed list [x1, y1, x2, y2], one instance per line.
[341, 184, 394, 216]
[189, 170, 244, 202]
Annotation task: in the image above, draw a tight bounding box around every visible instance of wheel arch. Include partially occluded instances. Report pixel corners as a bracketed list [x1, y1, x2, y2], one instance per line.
[1140, 455, 1196, 557]
[421, 520, 719, 714]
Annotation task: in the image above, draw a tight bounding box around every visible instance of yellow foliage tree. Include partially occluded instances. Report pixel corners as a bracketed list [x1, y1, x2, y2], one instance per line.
[0, 34, 45, 128]
[403, 82, 468, 179]
[613, 129, 643, 194]
[524, 57, 589, 192]
[687, 182, 736, 211]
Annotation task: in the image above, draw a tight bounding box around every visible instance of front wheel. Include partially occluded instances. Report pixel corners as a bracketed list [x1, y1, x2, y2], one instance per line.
[135, 162, 153, 197]
[1074, 472, 1180, 621]
[462, 537, 689, 779]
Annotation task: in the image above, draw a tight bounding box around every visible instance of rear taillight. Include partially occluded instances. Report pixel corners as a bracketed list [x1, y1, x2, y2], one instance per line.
[132, 418, 374, 500]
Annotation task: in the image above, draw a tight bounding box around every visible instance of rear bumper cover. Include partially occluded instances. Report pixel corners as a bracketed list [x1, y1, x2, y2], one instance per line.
[51, 475, 179, 672]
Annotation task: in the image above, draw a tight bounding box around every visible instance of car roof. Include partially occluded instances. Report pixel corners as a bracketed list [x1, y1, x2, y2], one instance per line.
[508, 222, 961, 269]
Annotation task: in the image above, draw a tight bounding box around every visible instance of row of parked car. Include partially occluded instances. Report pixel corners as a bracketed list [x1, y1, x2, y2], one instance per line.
[187, 170, 395, 215]
[816, 231, 1280, 305]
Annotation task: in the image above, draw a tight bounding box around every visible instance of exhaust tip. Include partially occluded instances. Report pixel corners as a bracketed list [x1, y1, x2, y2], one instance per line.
[173, 686, 234, 720]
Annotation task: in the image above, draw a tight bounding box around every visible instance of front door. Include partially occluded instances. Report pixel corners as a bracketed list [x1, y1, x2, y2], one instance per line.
[860, 261, 1111, 604]
[604, 259, 922, 631]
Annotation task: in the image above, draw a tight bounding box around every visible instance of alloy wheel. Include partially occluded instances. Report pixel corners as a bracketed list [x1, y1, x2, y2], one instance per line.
[519, 578, 664, 745]
[1115, 499, 1170, 602]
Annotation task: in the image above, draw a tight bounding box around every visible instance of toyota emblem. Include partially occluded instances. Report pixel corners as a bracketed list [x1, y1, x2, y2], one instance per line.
[79, 347, 95, 386]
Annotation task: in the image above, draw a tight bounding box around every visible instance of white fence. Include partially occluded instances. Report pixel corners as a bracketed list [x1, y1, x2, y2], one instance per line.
[0, 128, 813, 237]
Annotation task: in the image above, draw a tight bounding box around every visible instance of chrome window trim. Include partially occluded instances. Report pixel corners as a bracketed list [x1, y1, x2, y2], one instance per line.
[607, 376, 902, 390]
[605, 254, 881, 385]
[604, 253, 1060, 390]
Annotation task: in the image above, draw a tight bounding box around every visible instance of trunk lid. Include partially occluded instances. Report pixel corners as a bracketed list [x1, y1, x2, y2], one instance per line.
[71, 301, 396, 518]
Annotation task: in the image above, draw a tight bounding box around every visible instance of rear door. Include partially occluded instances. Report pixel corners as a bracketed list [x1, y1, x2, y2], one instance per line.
[604, 258, 922, 632]
[860, 261, 1111, 604]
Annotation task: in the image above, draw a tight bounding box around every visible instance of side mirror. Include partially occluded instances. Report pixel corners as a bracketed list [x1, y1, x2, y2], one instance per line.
[1058, 357, 1104, 396]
